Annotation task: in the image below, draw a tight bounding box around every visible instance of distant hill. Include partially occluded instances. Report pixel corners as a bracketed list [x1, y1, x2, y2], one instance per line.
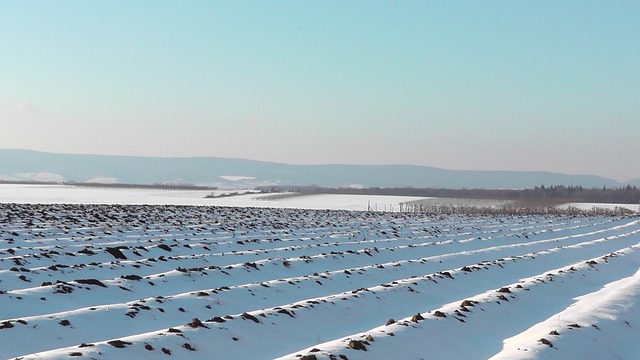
[0, 149, 625, 189]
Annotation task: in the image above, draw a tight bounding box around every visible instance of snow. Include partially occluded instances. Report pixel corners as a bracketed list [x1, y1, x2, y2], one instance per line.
[85, 177, 118, 184]
[1, 184, 639, 359]
[219, 176, 256, 181]
[0, 184, 422, 211]
[492, 267, 640, 359]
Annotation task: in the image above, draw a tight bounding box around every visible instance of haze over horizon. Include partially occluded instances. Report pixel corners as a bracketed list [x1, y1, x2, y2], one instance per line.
[2, 2, 639, 181]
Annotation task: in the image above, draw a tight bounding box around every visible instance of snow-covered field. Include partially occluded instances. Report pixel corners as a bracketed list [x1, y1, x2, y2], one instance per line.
[0, 184, 422, 212]
[1, 185, 640, 359]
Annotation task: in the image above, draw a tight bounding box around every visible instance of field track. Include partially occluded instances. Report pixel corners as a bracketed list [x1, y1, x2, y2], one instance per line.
[1, 203, 640, 359]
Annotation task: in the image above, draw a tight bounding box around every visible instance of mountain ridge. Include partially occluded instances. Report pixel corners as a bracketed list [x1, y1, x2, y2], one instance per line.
[0, 148, 632, 189]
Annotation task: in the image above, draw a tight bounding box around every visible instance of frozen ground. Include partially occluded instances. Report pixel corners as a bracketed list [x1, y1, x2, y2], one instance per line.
[1, 185, 640, 359]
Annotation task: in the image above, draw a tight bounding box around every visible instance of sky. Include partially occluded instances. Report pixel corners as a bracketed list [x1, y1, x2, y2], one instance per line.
[1, 1, 639, 181]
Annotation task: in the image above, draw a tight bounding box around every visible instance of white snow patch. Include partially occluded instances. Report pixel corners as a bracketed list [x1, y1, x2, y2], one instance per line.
[85, 177, 118, 184]
[220, 175, 256, 181]
[14, 172, 65, 182]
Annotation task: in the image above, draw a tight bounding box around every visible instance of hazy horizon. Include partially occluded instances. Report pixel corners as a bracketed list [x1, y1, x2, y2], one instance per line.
[2, 2, 639, 181]
[2, 148, 635, 187]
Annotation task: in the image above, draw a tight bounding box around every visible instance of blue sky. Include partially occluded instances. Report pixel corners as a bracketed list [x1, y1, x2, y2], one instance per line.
[1, 1, 639, 180]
